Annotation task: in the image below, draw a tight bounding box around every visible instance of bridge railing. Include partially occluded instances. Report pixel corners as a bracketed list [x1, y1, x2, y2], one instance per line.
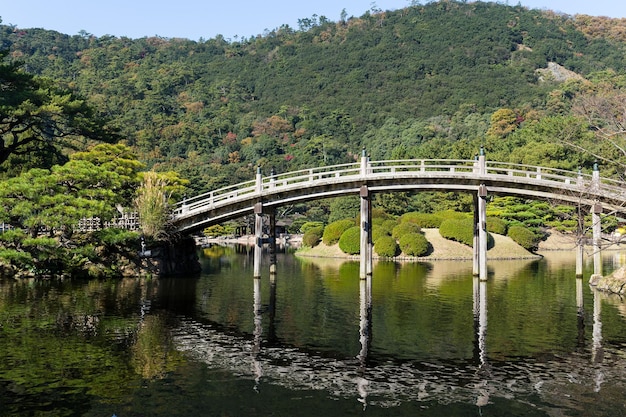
[173, 158, 626, 219]
[174, 179, 257, 216]
[368, 159, 478, 174]
[261, 162, 361, 191]
[484, 161, 587, 185]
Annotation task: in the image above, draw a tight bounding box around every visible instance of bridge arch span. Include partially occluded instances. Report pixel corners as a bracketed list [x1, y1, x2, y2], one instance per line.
[173, 158, 626, 234]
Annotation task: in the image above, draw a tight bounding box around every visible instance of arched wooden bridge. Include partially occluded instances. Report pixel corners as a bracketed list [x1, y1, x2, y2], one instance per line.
[172, 153, 626, 280]
[172, 156, 626, 233]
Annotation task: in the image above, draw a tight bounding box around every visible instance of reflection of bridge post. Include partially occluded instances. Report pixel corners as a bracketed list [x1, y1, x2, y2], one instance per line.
[360, 184, 372, 279]
[473, 277, 490, 407]
[268, 274, 277, 343]
[357, 276, 372, 407]
[252, 277, 263, 390]
[592, 289, 603, 365]
[473, 278, 488, 367]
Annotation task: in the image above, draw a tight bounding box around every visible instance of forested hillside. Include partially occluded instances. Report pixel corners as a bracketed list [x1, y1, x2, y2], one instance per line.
[2, 0, 626, 200]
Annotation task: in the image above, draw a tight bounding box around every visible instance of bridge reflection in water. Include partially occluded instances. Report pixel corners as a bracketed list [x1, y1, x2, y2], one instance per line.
[173, 270, 615, 411]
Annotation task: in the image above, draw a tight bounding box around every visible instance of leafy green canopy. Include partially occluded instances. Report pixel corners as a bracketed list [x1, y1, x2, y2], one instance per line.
[0, 144, 144, 276]
[0, 51, 118, 175]
[4, 1, 626, 194]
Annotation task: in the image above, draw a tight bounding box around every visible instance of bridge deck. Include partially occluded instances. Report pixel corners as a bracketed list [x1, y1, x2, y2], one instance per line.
[173, 159, 626, 233]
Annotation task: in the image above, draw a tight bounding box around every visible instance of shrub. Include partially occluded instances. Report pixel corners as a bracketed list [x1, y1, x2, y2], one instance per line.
[399, 233, 430, 256]
[322, 219, 355, 245]
[507, 225, 538, 251]
[203, 224, 233, 237]
[374, 235, 400, 257]
[400, 212, 442, 228]
[381, 219, 398, 234]
[372, 224, 390, 243]
[372, 208, 393, 221]
[288, 217, 307, 234]
[434, 210, 469, 221]
[302, 226, 323, 247]
[487, 217, 507, 235]
[300, 221, 324, 234]
[338, 226, 361, 255]
[439, 217, 474, 246]
[391, 222, 422, 240]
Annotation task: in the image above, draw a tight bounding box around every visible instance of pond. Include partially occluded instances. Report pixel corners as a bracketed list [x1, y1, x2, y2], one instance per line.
[1, 246, 626, 416]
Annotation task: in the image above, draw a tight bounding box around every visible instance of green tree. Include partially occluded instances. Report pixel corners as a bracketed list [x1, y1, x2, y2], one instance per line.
[0, 52, 117, 172]
[0, 145, 153, 276]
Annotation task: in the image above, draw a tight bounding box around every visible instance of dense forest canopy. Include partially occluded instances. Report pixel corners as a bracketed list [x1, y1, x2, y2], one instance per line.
[2, 0, 626, 218]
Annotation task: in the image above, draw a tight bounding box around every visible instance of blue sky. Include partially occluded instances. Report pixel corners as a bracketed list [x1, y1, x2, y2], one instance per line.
[2, 1, 625, 41]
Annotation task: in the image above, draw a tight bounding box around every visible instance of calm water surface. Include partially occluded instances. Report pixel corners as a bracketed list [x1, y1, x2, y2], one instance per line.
[2, 247, 626, 416]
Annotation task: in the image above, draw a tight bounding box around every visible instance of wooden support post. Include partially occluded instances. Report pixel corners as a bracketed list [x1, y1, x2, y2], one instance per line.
[269, 210, 277, 275]
[576, 243, 584, 277]
[576, 205, 584, 277]
[253, 202, 263, 279]
[478, 184, 488, 281]
[360, 185, 372, 279]
[592, 202, 603, 279]
[472, 194, 479, 276]
[367, 194, 373, 277]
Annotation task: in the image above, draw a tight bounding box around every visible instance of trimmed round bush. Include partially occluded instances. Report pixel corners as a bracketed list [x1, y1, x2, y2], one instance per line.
[300, 221, 324, 234]
[487, 217, 507, 235]
[400, 212, 442, 228]
[338, 226, 361, 255]
[374, 235, 400, 257]
[507, 225, 537, 251]
[439, 217, 474, 246]
[391, 222, 422, 240]
[302, 226, 323, 247]
[322, 219, 355, 245]
[399, 233, 430, 257]
[381, 219, 398, 234]
[372, 224, 390, 243]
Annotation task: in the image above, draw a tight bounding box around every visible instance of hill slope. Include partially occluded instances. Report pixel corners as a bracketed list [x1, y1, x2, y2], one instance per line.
[2, 1, 626, 201]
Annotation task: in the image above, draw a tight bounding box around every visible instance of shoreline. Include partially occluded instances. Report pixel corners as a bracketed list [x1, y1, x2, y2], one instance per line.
[201, 229, 594, 261]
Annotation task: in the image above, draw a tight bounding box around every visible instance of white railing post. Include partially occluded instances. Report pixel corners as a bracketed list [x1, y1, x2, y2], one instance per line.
[577, 166, 583, 187]
[592, 161, 600, 191]
[270, 167, 276, 190]
[181, 194, 189, 214]
[360, 147, 369, 177]
[255, 165, 263, 193]
[479, 146, 486, 176]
